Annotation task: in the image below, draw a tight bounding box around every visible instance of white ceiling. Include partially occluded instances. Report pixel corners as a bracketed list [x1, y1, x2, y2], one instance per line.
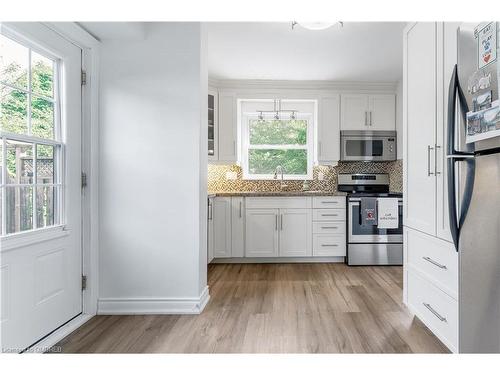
[207, 22, 406, 82]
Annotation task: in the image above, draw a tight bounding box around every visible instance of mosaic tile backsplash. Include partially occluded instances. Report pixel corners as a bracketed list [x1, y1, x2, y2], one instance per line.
[208, 160, 403, 194]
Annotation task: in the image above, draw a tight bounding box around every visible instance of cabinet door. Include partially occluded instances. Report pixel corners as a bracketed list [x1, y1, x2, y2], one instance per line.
[208, 198, 215, 263]
[208, 89, 218, 161]
[213, 197, 232, 258]
[368, 94, 396, 130]
[436, 22, 460, 242]
[404, 22, 437, 235]
[245, 209, 279, 257]
[341, 94, 369, 130]
[218, 92, 237, 162]
[231, 197, 245, 257]
[318, 95, 340, 163]
[279, 209, 312, 257]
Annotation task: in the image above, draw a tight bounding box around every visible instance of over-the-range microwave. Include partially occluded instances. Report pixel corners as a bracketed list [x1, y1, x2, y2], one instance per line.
[340, 130, 397, 162]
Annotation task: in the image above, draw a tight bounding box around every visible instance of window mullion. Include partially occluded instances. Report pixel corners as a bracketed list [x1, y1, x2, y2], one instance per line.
[32, 143, 37, 229]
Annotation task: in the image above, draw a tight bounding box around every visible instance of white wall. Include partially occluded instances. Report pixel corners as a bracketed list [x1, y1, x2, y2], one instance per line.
[396, 79, 403, 159]
[98, 23, 208, 313]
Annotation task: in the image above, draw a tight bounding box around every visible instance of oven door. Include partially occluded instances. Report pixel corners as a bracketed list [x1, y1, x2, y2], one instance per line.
[348, 198, 403, 243]
[341, 135, 396, 161]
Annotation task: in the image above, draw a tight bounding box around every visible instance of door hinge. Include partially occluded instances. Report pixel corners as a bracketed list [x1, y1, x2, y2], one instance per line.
[81, 172, 87, 188]
[81, 275, 87, 291]
[81, 71, 87, 86]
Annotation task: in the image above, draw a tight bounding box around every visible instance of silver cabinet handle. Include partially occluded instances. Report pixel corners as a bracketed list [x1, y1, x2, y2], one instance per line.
[423, 303, 447, 322]
[434, 145, 441, 175]
[280, 214, 283, 230]
[422, 256, 447, 269]
[427, 145, 435, 176]
[369, 111, 372, 126]
[275, 214, 278, 231]
[321, 201, 338, 204]
[321, 226, 338, 229]
[321, 214, 338, 217]
[208, 202, 213, 220]
[239, 201, 242, 218]
[364, 111, 368, 126]
[321, 244, 339, 247]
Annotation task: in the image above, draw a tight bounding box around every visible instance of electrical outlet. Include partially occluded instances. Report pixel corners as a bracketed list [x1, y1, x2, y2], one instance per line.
[226, 171, 237, 180]
[317, 171, 325, 181]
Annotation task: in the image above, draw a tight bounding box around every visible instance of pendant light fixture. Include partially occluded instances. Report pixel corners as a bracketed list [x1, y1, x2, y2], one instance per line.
[257, 99, 298, 121]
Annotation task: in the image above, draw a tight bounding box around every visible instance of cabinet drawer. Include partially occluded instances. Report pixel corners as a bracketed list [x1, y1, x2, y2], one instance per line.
[313, 234, 346, 256]
[312, 196, 346, 209]
[245, 197, 311, 209]
[406, 228, 457, 298]
[313, 209, 346, 221]
[312, 221, 345, 234]
[408, 270, 458, 352]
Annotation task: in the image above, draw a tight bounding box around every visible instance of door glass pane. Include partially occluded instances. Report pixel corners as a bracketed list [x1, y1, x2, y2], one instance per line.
[248, 149, 307, 175]
[5, 139, 33, 184]
[0, 85, 28, 135]
[36, 185, 56, 228]
[371, 140, 383, 156]
[36, 144, 55, 184]
[5, 186, 33, 234]
[0, 34, 28, 90]
[31, 96, 54, 139]
[31, 51, 54, 98]
[249, 119, 307, 145]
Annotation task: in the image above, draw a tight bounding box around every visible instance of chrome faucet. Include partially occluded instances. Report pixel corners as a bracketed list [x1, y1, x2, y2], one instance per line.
[274, 165, 288, 190]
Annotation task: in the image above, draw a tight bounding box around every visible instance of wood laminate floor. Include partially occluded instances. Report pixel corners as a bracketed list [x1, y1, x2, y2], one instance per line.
[55, 264, 449, 353]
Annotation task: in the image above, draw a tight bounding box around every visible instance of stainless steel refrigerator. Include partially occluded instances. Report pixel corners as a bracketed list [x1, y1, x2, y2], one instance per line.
[448, 22, 500, 353]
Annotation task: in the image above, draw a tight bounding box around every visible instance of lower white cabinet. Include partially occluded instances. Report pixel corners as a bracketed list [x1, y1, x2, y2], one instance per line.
[207, 197, 215, 263]
[213, 197, 232, 258]
[404, 226, 458, 352]
[279, 209, 312, 257]
[231, 197, 245, 257]
[245, 208, 279, 257]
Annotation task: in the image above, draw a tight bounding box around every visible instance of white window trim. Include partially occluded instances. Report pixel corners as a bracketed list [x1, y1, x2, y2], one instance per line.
[0, 28, 64, 237]
[241, 110, 315, 180]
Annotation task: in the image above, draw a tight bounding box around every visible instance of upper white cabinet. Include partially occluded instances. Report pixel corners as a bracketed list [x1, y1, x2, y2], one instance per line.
[341, 94, 396, 131]
[217, 91, 237, 163]
[317, 95, 340, 164]
[208, 89, 218, 161]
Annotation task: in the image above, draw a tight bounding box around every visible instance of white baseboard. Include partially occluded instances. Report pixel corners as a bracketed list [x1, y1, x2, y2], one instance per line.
[97, 286, 210, 315]
[211, 256, 345, 264]
[26, 314, 94, 353]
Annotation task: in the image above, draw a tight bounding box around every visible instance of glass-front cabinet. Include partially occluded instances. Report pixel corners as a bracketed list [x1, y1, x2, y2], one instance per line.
[208, 89, 218, 160]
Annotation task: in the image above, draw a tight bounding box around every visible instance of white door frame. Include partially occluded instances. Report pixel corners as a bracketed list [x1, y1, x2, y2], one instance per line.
[3, 22, 101, 352]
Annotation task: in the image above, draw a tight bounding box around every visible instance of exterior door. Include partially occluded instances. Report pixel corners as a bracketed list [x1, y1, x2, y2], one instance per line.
[404, 22, 437, 235]
[245, 209, 279, 257]
[279, 209, 312, 257]
[341, 94, 369, 130]
[0, 23, 82, 352]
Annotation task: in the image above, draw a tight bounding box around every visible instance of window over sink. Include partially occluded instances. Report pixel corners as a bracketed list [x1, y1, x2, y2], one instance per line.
[239, 99, 316, 180]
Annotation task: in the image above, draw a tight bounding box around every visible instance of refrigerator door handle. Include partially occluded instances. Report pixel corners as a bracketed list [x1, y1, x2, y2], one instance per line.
[447, 64, 476, 251]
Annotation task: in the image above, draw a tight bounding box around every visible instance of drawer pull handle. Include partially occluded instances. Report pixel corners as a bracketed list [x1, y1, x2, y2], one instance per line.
[423, 302, 447, 322]
[321, 244, 338, 247]
[321, 226, 338, 229]
[321, 214, 338, 217]
[422, 256, 447, 270]
[321, 201, 338, 204]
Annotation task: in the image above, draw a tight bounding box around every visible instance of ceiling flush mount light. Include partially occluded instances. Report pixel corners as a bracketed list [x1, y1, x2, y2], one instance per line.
[291, 21, 343, 31]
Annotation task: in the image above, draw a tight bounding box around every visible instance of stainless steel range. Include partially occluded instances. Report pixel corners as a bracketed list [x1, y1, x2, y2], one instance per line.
[338, 173, 403, 266]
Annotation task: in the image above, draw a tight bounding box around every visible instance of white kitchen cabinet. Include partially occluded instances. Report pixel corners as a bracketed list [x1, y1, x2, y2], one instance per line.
[317, 95, 340, 164]
[213, 197, 232, 258]
[341, 94, 369, 130]
[208, 89, 218, 161]
[368, 95, 396, 130]
[312, 196, 346, 257]
[218, 91, 237, 162]
[403, 22, 438, 236]
[245, 208, 279, 257]
[279, 209, 312, 257]
[207, 197, 215, 264]
[231, 197, 245, 258]
[341, 94, 395, 131]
